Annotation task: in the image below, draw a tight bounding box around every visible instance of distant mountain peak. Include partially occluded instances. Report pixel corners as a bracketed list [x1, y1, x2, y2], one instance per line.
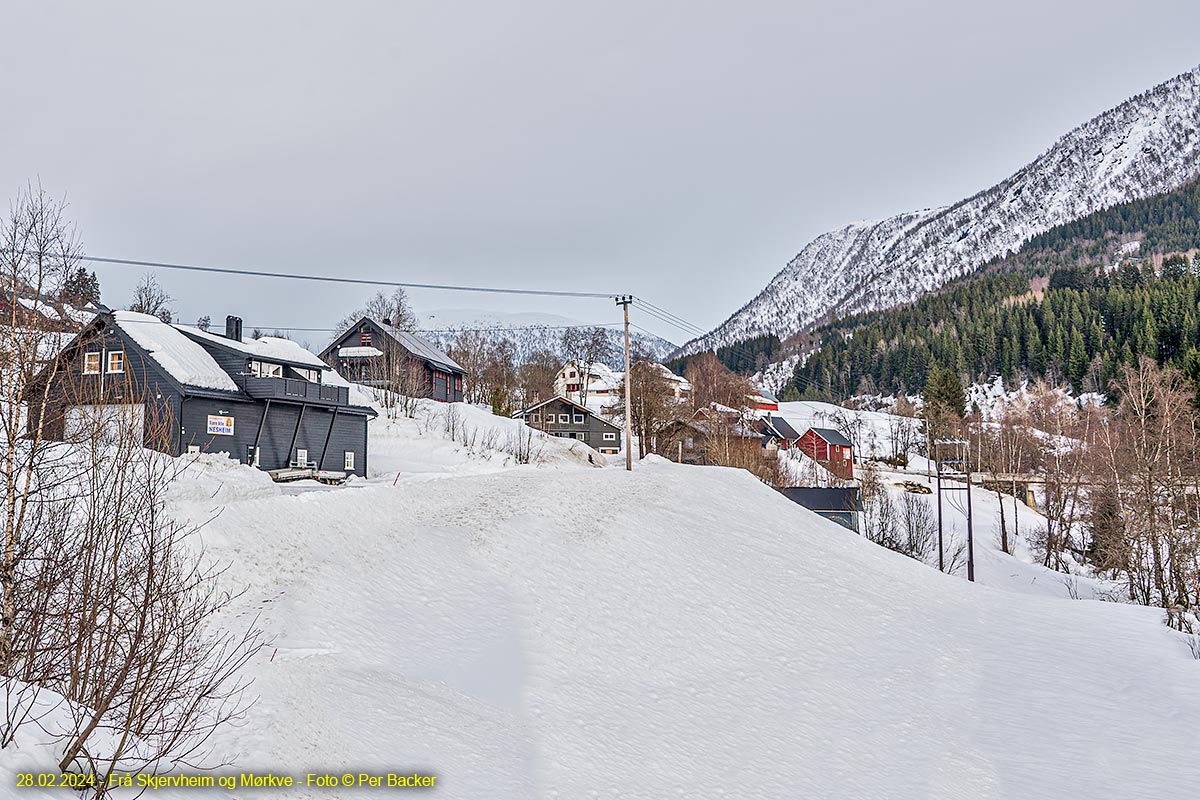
[678, 64, 1200, 357]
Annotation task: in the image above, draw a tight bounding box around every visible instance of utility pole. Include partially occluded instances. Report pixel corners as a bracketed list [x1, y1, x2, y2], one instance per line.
[617, 295, 633, 471]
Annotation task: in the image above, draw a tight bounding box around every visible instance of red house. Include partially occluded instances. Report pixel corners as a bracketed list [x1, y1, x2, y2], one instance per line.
[798, 427, 854, 480]
[748, 390, 779, 412]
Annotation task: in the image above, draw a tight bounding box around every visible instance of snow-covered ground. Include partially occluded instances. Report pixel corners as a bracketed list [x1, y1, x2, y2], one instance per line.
[3, 395, 1199, 798]
[776, 399, 920, 460]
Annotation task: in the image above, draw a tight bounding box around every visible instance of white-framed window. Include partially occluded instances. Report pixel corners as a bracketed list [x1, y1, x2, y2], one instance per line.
[106, 350, 124, 373]
[573, 414, 585, 424]
[530, 412, 540, 423]
[575, 432, 585, 441]
[559, 414, 569, 423]
[295, 367, 319, 382]
[603, 432, 617, 441]
[344, 451, 354, 470]
[251, 360, 283, 378]
[186, 444, 200, 454]
[296, 448, 308, 466]
[83, 351, 101, 374]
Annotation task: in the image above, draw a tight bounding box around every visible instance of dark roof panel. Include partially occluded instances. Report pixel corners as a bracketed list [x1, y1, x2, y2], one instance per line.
[808, 427, 853, 447]
[769, 415, 801, 440]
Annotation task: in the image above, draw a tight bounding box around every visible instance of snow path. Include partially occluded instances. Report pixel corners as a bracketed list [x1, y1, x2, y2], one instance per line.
[173, 459, 1200, 799]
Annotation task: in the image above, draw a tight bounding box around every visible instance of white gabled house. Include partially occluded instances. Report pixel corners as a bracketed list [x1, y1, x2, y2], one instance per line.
[555, 360, 691, 415]
[554, 360, 622, 412]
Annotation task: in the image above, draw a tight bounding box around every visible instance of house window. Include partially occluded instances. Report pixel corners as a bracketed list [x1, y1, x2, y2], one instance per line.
[559, 414, 569, 423]
[575, 432, 585, 441]
[106, 350, 124, 373]
[296, 448, 308, 467]
[359, 331, 372, 347]
[603, 432, 616, 441]
[251, 361, 283, 378]
[295, 367, 319, 382]
[530, 413, 540, 423]
[83, 351, 101, 374]
[344, 451, 355, 470]
[573, 414, 585, 424]
[568, 370, 576, 378]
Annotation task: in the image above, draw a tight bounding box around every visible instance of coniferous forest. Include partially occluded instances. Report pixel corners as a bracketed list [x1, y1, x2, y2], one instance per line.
[782, 178, 1200, 401]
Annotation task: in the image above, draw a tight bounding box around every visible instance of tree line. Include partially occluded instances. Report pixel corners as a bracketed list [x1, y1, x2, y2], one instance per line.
[786, 254, 1200, 401]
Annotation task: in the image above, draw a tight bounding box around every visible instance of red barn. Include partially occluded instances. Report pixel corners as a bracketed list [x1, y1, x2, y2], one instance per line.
[798, 427, 854, 480]
[748, 390, 779, 412]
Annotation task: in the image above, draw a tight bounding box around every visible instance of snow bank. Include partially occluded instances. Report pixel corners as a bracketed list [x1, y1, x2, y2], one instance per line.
[364, 399, 604, 479]
[163, 456, 1200, 798]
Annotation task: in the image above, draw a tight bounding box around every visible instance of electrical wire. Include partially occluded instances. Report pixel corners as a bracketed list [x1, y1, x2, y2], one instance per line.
[71, 252, 619, 299]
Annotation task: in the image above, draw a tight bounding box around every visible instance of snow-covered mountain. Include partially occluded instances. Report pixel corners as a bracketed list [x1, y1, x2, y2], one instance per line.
[418, 307, 677, 368]
[679, 64, 1200, 356]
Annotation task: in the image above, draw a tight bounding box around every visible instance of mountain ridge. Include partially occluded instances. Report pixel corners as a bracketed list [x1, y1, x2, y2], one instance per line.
[677, 64, 1200, 358]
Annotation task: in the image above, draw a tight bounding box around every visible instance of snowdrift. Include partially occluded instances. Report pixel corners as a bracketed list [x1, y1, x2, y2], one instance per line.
[161, 454, 1199, 798]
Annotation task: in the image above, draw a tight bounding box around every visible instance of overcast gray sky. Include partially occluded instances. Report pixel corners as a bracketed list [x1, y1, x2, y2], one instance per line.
[3, 1, 1199, 345]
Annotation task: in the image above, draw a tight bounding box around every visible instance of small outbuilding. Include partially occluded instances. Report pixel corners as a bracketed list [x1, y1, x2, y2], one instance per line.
[797, 426, 855, 479]
[780, 486, 862, 532]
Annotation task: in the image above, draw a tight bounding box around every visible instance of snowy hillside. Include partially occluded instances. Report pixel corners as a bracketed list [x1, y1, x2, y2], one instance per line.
[680, 64, 1200, 356]
[147, 405, 1200, 796]
[6, 398, 1199, 797]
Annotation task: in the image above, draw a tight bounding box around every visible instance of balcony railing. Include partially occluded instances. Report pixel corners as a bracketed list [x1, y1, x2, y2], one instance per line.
[243, 377, 348, 406]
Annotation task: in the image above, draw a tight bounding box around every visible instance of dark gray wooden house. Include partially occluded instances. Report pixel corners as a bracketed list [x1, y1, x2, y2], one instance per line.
[319, 316, 466, 403]
[513, 395, 622, 455]
[32, 311, 375, 477]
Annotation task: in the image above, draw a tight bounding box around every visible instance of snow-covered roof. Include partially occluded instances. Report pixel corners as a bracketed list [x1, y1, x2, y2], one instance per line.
[111, 311, 240, 392]
[17, 296, 61, 319]
[179, 326, 328, 369]
[650, 363, 691, 389]
[338, 345, 384, 358]
[560, 360, 622, 391]
[62, 304, 97, 326]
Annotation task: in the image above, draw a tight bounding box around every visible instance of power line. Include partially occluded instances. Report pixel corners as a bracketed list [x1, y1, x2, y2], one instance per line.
[242, 322, 628, 335]
[72, 253, 619, 299]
